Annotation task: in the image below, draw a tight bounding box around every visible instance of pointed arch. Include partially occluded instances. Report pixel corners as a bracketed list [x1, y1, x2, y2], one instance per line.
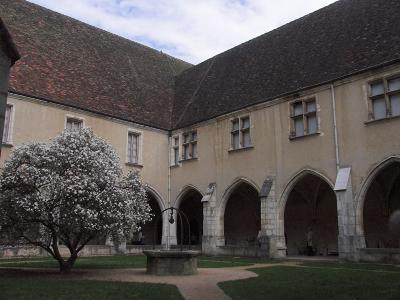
[218, 177, 260, 217]
[217, 177, 261, 246]
[173, 184, 204, 208]
[356, 156, 400, 247]
[278, 168, 338, 256]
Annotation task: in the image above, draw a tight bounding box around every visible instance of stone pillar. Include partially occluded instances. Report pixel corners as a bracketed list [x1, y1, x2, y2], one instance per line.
[335, 167, 363, 261]
[259, 177, 286, 258]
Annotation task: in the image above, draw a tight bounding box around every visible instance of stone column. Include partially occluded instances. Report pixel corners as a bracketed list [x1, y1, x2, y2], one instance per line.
[259, 177, 286, 258]
[335, 167, 363, 261]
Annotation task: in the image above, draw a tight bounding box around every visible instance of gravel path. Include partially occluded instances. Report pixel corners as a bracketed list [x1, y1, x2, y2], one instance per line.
[79, 263, 277, 300]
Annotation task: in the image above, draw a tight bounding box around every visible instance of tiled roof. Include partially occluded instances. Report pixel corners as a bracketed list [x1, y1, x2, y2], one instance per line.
[0, 0, 191, 130]
[2, 0, 400, 130]
[173, 0, 400, 128]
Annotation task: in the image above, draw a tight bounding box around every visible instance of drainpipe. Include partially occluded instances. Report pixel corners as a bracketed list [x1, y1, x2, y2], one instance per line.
[330, 84, 340, 172]
[167, 131, 172, 250]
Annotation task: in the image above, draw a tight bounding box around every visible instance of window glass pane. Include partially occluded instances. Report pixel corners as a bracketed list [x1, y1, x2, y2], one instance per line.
[192, 143, 198, 158]
[232, 119, 239, 131]
[293, 102, 303, 116]
[174, 148, 179, 164]
[373, 97, 387, 119]
[241, 117, 250, 129]
[183, 144, 189, 159]
[390, 94, 400, 116]
[67, 118, 82, 131]
[191, 131, 197, 141]
[232, 132, 240, 149]
[242, 130, 251, 147]
[128, 133, 138, 163]
[174, 137, 179, 146]
[370, 82, 384, 96]
[183, 134, 189, 143]
[306, 101, 316, 113]
[307, 114, 317, 134]
[294, 118, 304, 137]
[388, 78, 400, 92]
[3, 105, 11, 143]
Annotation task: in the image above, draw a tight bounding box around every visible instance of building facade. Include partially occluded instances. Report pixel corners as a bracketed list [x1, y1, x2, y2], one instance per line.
[1, 0, 400, 261]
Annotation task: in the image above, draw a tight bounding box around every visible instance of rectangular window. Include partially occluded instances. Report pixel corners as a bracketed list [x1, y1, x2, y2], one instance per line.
[369, 75, 400, 120]
[231, 116, 252, 150]
[182, 130, 198, 160]
[127, 132, 139, 164]
[66, 117, 83, 131]
[172, 136, 179, 166]
[290, 98, 318, 138]
[2, 104, 12, 144]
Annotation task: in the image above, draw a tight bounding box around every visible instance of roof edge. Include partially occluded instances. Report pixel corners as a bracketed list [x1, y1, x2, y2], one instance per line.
[9, 90, 170, 132]
[173, 58, 400, 130]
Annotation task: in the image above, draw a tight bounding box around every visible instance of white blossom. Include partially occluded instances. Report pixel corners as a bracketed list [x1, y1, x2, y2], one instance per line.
[0, 128, 151, 271]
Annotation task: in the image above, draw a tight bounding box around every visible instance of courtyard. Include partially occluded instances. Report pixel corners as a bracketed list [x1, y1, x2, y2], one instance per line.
[1, 255, 400, 299]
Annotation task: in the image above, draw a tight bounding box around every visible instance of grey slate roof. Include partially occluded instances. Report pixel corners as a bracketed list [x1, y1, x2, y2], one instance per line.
[173, 0, 400, 128]
[1, 0, 400, 130]
[0, 0, 191, 130]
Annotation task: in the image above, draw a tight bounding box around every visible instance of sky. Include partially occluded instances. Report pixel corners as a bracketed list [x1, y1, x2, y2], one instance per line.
[28, 0, 337, 64]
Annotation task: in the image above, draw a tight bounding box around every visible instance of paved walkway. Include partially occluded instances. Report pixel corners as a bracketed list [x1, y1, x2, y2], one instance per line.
[79, 263, 277, 300]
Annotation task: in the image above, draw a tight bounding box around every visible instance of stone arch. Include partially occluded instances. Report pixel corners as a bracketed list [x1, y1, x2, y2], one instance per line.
[174, 185, 204, 245]
[356, 156, 400, 248]
[278, 169, 338, 256]
[218, 177, 261, 246]
[173, 184, 203, 208]
[218, 177, 260, 219]
[129, 185, 165, 245]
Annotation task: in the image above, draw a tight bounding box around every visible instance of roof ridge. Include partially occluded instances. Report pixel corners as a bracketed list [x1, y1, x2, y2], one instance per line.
[175, 57, 216, 128]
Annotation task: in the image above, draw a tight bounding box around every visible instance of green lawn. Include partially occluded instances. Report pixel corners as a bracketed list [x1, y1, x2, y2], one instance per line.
[219, 265, 400, 300]
[0, 272, 183, 300]
[0, 255, 272, 269]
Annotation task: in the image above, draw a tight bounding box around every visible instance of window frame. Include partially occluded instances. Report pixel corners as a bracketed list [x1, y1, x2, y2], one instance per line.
[171, 135, 180, 166]
[181, 130, 198, 161]
[65, 115, 84, 131]
[230, 115, 253, 151]
[126, 128, 143, 166]
[289, 98, 319, 139]
[367, 74, 400, 121]
[2, 104, 14, 145]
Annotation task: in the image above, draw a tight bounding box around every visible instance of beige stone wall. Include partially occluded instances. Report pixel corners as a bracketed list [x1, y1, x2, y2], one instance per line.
[1, 94, 170, 205]
[170, 63, 400, 257]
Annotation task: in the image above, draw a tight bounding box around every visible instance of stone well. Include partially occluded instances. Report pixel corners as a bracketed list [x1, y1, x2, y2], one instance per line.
[143, 250, 200, 275]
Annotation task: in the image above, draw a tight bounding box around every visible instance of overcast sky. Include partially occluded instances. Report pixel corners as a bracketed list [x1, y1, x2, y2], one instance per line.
[28, 0, 337, 64]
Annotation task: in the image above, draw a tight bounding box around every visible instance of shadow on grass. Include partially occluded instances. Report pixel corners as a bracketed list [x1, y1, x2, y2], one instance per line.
[0, 270, 183, 300]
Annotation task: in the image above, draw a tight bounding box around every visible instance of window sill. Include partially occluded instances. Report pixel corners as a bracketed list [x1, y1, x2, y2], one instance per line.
[2, 143, 13, 148]
[228, 145, 254, 153]
[170, 164, 180, 169]
[125, 162, 143, 168]
[179, 157, 198, 163]
[365, 114, 400, 125]
[289, 132, 320, 141]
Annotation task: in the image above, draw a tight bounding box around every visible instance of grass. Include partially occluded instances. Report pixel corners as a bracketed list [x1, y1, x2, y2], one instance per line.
[219, 265, 400, 300]
[0, 255, 272, 269]
[0, 272, 183, 300]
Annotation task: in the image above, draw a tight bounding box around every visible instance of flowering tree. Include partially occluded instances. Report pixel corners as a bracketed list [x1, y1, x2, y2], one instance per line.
[0, 128, 151, 272]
